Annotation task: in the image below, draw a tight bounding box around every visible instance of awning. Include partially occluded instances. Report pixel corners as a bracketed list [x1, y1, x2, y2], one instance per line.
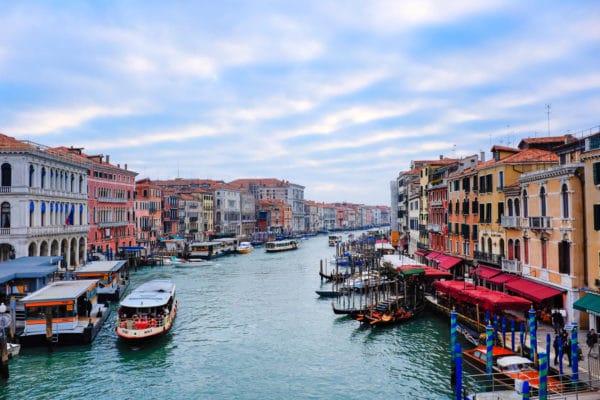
[487, 273, 519, 286]
[473, 265, 502, 280]
[573, 293, 600, 315]
[426, 251, 441, 260]
[505, 278, 564, 303]
[438, 256, 462, 270]
[414, 250, 427, 257]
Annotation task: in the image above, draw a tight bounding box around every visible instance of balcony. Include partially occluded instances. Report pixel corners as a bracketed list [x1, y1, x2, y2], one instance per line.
[426, 223, 442, 233]
[501, 258, 521, 274]
[474, 251, 502, 266]
[430, 199, 443, 207]
[98, 221, 129, 228]
[98, 196, 128, 203]
[500, 216, 521, 229]
[529, 216, 551, 230]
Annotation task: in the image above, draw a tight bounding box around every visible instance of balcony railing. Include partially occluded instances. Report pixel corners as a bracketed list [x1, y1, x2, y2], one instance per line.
[500, 216, 521, 229]
[98, 196, 128, 203]
[501, 259, 521, 274]
[427, 223, 442, 233]
[529, 216, 552, 229]
[474, 251, 502, 266]
[98, 221, 129, 228]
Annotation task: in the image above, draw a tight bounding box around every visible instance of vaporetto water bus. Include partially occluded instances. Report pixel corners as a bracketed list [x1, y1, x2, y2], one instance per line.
[116, 279, 177, 340]
[265, 239, 299, 253]
[73, 260, 129, 303]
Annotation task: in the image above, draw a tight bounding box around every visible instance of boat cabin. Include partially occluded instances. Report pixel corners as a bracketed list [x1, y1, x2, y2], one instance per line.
[212, 237, 239, 255]
[189, 241, 223, 259]
[73, 260, 129, 302]
[328, 235, 342, 246]
[265, 239, 299, 253]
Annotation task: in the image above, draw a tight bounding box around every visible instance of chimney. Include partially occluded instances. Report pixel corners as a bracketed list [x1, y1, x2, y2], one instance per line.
[124, 163, 128, 170]
[480, 151, 485, 162]
[106, 155, 110, 164]
[439, 155, 443, 160]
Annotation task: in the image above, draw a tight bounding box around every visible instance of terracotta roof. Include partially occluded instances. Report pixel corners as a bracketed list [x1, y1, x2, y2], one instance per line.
[502, 148, 558, 164]
[0, 133, 36, 151]
[491, 145, 519, 153]
[518, 135, 576, 148]
[228, 178, 288, 188]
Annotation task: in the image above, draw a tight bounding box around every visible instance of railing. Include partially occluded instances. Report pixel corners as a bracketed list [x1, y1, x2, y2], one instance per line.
[98, 196, 127, 203]
[501, 258, 521, 274]
[430, 199, 443, 207]
[500, 216, 521, 229]
[0, 228, 10, 236]
[473, 251, 502, 266]
[98, 221, 129, 228]
[427, 223, 442, 232]
[529, 216, 552, 229]
[27, 225, 89, 236]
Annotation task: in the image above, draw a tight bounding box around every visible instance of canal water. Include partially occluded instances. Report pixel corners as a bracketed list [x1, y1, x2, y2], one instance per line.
[0, 234, 464, 399]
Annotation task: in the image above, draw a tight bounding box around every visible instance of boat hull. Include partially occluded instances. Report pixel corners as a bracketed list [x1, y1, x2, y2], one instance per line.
[116, 303, 177, 340]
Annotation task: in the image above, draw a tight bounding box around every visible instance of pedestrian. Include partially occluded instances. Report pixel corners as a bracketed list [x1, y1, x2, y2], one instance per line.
[562, 331, 572, 367]
[553, 334, 560, 365]
[587, 328, 598, 354]
[552, 310, 563, 334]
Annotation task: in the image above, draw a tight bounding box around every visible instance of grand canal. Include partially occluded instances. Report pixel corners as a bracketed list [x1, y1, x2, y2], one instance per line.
[1, 234, 464, 399]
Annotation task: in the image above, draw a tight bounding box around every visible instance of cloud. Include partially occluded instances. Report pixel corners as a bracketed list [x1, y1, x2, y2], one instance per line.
[6, 105, 134, 136]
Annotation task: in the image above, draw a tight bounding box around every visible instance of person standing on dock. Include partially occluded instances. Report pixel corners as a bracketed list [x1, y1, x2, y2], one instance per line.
[587, 329, 598, 355]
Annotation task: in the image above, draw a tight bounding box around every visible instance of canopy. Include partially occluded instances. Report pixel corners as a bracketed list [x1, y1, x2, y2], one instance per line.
[573, 293, 600, 315]
[487, 273, 519, 286]
[437, 255, 462, 270]
[414, 250, 428, 257]
[505, 278, 563, 303]
[426, 251, 441, 260]
[397, 265, 452, 279]
[473, 265, 502, 280]
[433, 280, 532, 312]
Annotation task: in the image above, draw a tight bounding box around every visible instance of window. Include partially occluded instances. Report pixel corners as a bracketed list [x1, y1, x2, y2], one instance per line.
[1, 163, 11, 187]
[29, 165, 35, 187]
[540, 187, 547, 216]
[514, 198, 520, 217]
[455, 200, 460, 215]
[479, 176, 485, 193]
[523, 190, 528, 218]
[1, 202, 10, 228]
[558, 240, 570, 274]
[541, 239, 547, 269]
[498, 171, 504, 190]
[41, 167, 46, 189]
[561, 184, 569, 218]
[594, 205, 600, 230]
[486, 203, 492, 223]
[472, 198, 478, 214]
[507, 199, 513, 216]
[594, 162, 600, 185]
[486, 174, 493, 193]
[497, 202, 504, 222]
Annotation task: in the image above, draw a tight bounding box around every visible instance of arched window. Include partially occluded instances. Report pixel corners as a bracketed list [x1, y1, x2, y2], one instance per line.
[455, 200, 460, 215]
[522, 190, 528, 218]
[70, 174, 75, 192]
[499, 238, 505, 258]
[41, 167, 46, 189]
[29, 201, 35, 227]
[540, 187, 547, 216]
[487, 238, 492, 254]
[79, 176, 83, 193]
[1, 163, 11, 187]
[514, 239, 521, 261]
[507, 199, 513, 216]
[514, 198, 520, 217]
[561, 184, 569, 218]
[29, 165, 35, 187]
[1, 202, 10, 228]
[508, 238, 514, 260]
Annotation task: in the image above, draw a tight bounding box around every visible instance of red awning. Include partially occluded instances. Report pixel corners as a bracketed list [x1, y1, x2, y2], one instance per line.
[505, 278, 564, 303]
[487, 273, 519, 285]
[397, 265, 452, 279]
[438, 256, 462, 270]
[473, 265, 502, 280]
[426, 251, 441, 260]
[433, 280, 531, 311]
[414, 250, 427, 257]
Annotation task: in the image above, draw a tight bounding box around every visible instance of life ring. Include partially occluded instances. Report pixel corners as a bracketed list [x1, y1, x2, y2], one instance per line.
[150, 319, 157, 328]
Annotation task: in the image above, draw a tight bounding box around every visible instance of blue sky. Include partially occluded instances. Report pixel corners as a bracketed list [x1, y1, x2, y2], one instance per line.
[1, 1, 599, 206]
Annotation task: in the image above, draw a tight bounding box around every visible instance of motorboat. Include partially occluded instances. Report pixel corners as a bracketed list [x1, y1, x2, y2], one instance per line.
[237, 242, 254, 254]
[170, 256, 213, 267]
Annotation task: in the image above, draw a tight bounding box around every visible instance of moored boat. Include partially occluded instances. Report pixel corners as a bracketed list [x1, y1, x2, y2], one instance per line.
[73, 260, 129, 303]
[116, 279, 177, 340]
[18, 279, 110, 346]
[265, 239, 299, 253]
[237, 241, 254, 254]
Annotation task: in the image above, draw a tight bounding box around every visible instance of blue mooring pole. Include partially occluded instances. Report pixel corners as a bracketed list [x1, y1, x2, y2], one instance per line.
[528, 307, 536, 361]
[455, 343, 462, 400]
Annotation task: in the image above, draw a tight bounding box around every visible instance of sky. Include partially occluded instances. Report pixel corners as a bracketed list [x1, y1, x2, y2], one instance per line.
[1, 1, 599, 206]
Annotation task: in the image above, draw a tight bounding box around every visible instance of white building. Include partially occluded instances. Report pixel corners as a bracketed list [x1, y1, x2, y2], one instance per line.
[0, 134, 89, 267]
